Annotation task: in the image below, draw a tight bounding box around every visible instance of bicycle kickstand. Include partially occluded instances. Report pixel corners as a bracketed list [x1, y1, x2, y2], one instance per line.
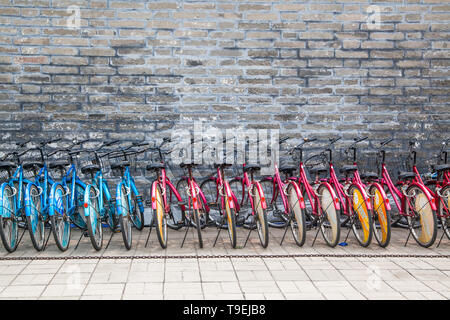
[437, 229, 446, 248]
[74, 229, 87, 250]
[280, 214, 293, 245]
[145, 221, 153, 248]
[180, 215, 191, 248]
[43, 228, 52, 250]
[104, 229, 115, 250]
[243, 215, 255, 248]
[213, 216, 225, 247]
[343, 218, 353, 243]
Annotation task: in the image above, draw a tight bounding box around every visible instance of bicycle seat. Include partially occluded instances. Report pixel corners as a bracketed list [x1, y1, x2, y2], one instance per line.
[0, 161, 16, 171]
[111, 161, 130, 170]
[279, 165, 297, 175]
[146, 163, 165, 171]
[49, 160, 70, 170]
[214, 163, 233, 168]
[22, 161, 44, 171]
[81, 164, 101, 175]
[360, 172, 378, 179]
[309, 166, 327, 175]
[432, 164, 450, 173]
[243, 164, 261, 173]
[398, 171, 416, 180]
[180, 163, 198, 168]
[339, 165, 358, 174]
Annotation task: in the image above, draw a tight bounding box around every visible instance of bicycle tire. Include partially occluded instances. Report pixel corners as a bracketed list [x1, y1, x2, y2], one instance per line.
[130, 191, 144, 231]
[349, 185, 373, 247]
[153, 184, 168, 249]
[318, 184, 340, 247]
[252, 184, 269, 248]
[369, 184, 391, 247]
[26, 184, 45, 251]
[259, 177, 286, 228]
[224, 195, 237, 248]
[287, 182, 306, 247]
[405, 184, 437, 248]
[0, 184, 18, 253]
[118, 183, 132, 250]
[192, 206, 204, 249]
[438, 185, 450, 240]
[85, 186, 103, 251]
[50, 184, 71, 251]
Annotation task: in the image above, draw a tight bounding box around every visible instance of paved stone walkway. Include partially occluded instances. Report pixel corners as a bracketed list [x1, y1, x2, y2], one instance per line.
[0, 226, 448, 300]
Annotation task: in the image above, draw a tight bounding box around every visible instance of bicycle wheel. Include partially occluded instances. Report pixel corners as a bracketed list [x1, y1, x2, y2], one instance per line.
[260, 178, 286, 228]
[130, 191, 144, 231]
[192, 199, 204, 249]
[71, 182, 87, 229]
[405, 185, 437, 247]
[50, 184, 71, 251]
[0, 184, 18, 252]
[287, 183, 306, 247]
[369, 184, 391, 247]
[153, 184, 168, 248]
[199, 177, 218, 218]
[118, 184, 132, 250]
[223, 195, 237, 248]
[317, 184, 340, 247]
[103, 188, 117, 232]
[173, 178, 189, 230]
[85, 186, 102, 251]
[252, 184, 269, 248]
[438, 185, 450, 240]
[349, 185, 373, 247]
[26, 184, 45, 251]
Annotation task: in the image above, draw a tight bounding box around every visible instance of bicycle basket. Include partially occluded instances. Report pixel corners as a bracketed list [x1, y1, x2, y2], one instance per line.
[0, 169, 9, 183]
[47, 150, 70, 180]
[107, 150, 138, 177]
[21, 149, 43, 180]
[304, 152, 328, 180]
[77, 151, 103, 176]
[358, 151, 379, 176]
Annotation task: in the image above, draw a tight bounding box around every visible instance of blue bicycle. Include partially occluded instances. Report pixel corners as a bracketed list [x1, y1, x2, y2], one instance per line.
[82, 140, 120, 251]
[48, 139, 92, 251]
[0, 139, 60, 252]
[112, 142, 147, 249]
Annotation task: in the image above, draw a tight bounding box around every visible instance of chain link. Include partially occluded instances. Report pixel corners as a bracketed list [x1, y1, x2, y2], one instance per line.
[0, 253, 448, 261]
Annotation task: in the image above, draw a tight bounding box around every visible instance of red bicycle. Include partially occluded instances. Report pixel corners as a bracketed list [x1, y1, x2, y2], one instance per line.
[200, 162, 240, 248]
[362, 139, 437, 247]
[144, 138, 186, 249]
[229, 163, 269, 248]
[422, 139, 450, 246]
[319, 137, 374, 247]
[259, 139, 307, 246]
[283, 137, 341, 247]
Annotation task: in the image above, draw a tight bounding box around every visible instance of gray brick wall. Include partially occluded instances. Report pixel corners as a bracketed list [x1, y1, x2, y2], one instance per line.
[0, 0, 449, 167]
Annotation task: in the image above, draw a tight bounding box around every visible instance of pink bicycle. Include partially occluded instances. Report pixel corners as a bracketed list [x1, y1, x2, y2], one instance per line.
[362, 139, 437, 247]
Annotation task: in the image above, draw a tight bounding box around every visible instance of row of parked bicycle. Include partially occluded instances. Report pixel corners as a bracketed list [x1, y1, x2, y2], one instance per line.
[0, 135, 449, 253]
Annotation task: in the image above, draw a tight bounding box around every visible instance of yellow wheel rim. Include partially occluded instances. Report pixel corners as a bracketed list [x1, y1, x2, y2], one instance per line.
[373, 188, 388, 243]
[155, 186, 164, 239]
[225, 198, 233, 239]
[353, 188, 370, 242]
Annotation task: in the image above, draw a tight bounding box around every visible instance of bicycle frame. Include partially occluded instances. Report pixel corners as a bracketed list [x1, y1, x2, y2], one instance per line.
[232, 165, 268, 213]
[379, 164, 436, 216]
[182, 168, 209, 213]
[297, 162, 340, 215]
[150, 167, 185, 213]
[265, 164, 305, 212]
[86, 170, 114, 219]
[116, 166, 144, 217]
[206, 166, 240, 213]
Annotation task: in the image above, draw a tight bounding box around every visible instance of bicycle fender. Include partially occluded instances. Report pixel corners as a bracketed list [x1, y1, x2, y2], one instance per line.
[190, 180, 199, 210]
[150, 181, 159, 210]
[224, 181, 235, 209]
[115, 182, 125, 217]
[354, 184, 372, 211]
[369, 182, 392, 211]
[321, 182, 341, 210]
[253, 181, 267, 209]
[83, 184, 97, 217]
[48, 182, 65, 217]
[410, 182, 437, 211]
[0, 182, 13, 218]
[24, 182, 41, 218]
[288, 181, 306, 209]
